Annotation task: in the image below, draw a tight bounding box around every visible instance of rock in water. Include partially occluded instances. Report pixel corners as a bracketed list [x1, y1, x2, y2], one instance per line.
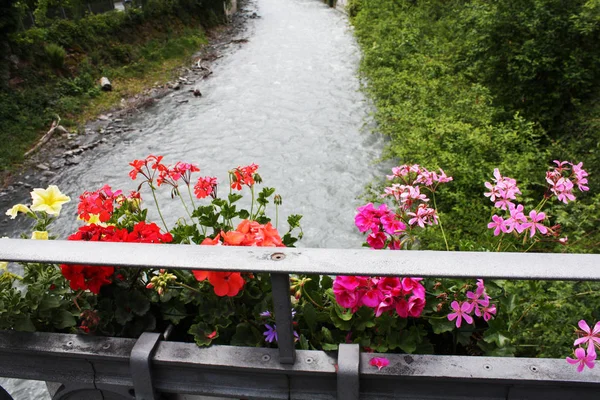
[193, 88, 202, 97]
[100, 77, 112, 91]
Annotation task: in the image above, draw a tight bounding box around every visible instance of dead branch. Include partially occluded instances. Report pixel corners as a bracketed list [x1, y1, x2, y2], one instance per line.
[25, 115, 67, 158]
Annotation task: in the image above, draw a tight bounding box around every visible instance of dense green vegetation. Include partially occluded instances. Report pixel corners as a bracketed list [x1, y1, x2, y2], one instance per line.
[0, 0, 225, 175]
[350, 0, 600, 357]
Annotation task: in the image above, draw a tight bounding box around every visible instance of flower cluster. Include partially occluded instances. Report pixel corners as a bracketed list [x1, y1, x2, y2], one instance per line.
[447, 280, 496, 328]
[567, 320, 599, 372]
[356, 164, 452, 250]
[333, 276, 426, 318]
[485, 162, 589, 240]
[194, 176, 218, 199]
[146, 269, 177, 296]
[77, 185, 136, 223]
[61, 222, 172, 293]
[546, 160, 589, 204]
[230, 163, 259, 191]
[192, 219, 284, 296]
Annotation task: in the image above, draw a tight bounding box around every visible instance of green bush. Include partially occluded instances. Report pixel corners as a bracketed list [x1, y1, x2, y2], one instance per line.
[44, 42, 66, 69]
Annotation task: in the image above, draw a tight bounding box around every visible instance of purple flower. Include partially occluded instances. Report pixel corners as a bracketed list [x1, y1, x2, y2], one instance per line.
[263, 324, 300, 344]
[264, 324, 277, 343]
[260, 310, 272, 318]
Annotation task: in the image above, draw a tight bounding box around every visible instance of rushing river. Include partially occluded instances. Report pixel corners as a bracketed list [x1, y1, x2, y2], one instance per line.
[1, 0, 384, 397]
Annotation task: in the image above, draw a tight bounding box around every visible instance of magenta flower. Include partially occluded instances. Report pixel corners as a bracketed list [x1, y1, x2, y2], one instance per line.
[369, 357, 390, 371]
[381, 214, 406, 235]
[361, 288, 384, 308]
[375, 296, 395, 317]
[481, 304, 497, 321]
[406, 295, 426, 318]
[484, 181, 500, 202]
[522, 210, 548, 238]
[377, 277, 403, 297]
[487, 215, 506, 236]
[401, 277, 425, 299]
[366, 230, 387, 249]
[574, 320, 600, 349]
[505, 204, 527, 233]
[572, 162, 589, 192]
[447, 301, 474, 328]
[567, 347, 596, 372]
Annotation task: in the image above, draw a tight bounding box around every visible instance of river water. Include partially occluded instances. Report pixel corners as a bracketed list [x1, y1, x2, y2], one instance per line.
[1, 0, 383, 397]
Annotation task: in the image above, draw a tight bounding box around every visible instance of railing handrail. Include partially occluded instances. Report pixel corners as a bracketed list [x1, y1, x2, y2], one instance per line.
[1, 238, 599, 281]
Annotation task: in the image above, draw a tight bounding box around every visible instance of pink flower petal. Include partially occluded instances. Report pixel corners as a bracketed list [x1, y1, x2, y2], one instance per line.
[369, 357, 390, 371]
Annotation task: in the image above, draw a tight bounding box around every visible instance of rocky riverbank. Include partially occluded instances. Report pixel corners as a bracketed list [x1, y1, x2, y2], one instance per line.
[0, 1, 258, 234]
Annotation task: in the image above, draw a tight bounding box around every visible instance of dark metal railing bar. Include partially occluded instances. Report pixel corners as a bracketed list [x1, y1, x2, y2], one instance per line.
[271, 273, 296, 364]
[2, 239, 600, 281]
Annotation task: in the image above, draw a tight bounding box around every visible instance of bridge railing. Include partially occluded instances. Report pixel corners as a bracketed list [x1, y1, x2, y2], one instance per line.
[1, 239, 599, 399]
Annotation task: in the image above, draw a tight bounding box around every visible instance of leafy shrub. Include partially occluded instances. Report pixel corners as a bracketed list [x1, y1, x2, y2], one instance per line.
[44, 42, 66, 69]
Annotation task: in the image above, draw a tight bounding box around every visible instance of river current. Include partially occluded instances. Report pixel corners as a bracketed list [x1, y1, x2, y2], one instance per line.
[1, 0, 383, 397]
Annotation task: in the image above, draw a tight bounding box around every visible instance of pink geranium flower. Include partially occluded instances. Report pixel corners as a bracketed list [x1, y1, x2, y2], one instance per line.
[522, 210, 548, 238]
[448, 301, 473, 328]
[369, 357, 390, 370]
[567, 347, 596, 372]
[487, 215, 506, 236]
[574, 320, 600, 349]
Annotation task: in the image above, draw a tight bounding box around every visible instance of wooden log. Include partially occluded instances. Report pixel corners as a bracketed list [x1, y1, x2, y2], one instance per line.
[100, 77, 112, 91]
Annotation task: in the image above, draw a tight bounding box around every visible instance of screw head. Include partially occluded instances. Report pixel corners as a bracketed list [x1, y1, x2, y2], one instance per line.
[530, 365, 539, 372]
[271, 253, 285, 261]
[483, 364, 492, 370]
[262, 354, 271, 361]
[306, 357, 314, 364]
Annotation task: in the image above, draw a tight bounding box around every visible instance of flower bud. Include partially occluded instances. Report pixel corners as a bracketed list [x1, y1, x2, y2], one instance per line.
[274, 194, 282, 205]
[253, 173, 263, 184]
[146, 282, 155, 289]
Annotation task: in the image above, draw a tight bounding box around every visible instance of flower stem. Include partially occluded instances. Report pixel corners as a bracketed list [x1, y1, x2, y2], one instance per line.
[302, 289, 325, 310]
[150, 186, 169, 232]
[250, 185, 255, 219]
[177, 189, 194, 222]
[432, 193, 450, 251]
[174, 281, 202, 294]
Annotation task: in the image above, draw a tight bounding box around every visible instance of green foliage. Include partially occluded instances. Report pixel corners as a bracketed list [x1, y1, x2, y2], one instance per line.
[43, 42, 66, 69]
[350, 0, 600, 359]
[0, 0, 221, 172]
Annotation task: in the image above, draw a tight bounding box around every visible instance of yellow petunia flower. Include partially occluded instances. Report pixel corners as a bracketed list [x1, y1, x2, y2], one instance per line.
[5, 204, 31, 219]
[30, 185, 71, 216]
[31, 231, 49, 240]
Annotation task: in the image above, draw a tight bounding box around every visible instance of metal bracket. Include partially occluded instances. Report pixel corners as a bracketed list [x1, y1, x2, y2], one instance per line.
[271, 273, 296, 364]
[337, 344, 360, 400]
[130, 332, 162, 400]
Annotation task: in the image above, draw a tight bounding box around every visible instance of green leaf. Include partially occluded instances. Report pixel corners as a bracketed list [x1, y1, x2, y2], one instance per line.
[160, 301, 188, 324]
[320, 275, 333, 290]
[231, 323, 261, 346]
[53, 310, 76, 329]
[303, 303, 318, 332]
[430, 317, 456, 334]
[321, 343, 339, 351]
[38, 295, 60, 311]
[228, 194, 243, 204]
[189, 322, 217, 346]
[238, 209, 250, 219]
[321, 326, 334, 342]
[14, 316, 35, 332]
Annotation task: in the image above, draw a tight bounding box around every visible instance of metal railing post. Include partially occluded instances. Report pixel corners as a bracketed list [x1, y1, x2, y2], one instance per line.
[271, 273, 296, 364]
[337, 344, 360, 400]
